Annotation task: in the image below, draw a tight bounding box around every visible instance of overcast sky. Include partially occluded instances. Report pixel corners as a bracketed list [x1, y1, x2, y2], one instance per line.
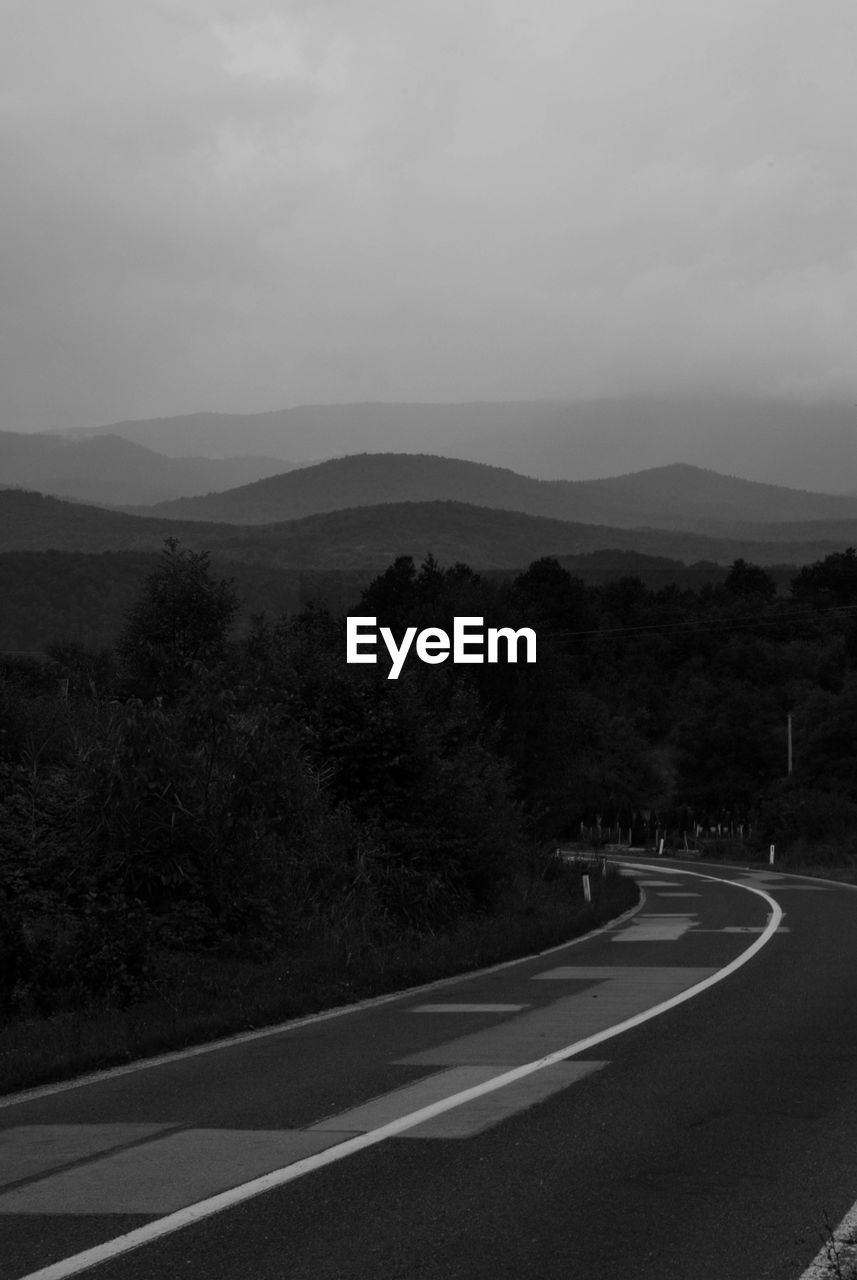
[2, 0, 856, 430]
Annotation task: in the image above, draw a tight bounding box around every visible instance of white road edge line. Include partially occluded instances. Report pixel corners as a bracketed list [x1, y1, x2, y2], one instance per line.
[639, 855, 857, 895]
[798, 1198, 857, 1278]
[17, 866, 781, 1280]
[0, 897, 645, 1112]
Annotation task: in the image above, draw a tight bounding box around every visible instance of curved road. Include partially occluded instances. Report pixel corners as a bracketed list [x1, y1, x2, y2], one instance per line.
[2, 859, 857, 1279]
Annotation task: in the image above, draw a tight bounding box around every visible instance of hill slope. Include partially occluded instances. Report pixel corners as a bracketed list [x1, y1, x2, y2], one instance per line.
[0, 431, 290, 505]
[0, 488, 850, 569]
[142, 454, 857, 536]
[59, 397, 857, 491]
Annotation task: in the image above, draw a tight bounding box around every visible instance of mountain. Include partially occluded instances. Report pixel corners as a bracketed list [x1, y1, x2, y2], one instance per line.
[140, 454, 857, 538]
[57, 405, 540, 461]
[0, 487, 850, 569]
[0, 431, 291, 505]
[0, 489, 237, 554]
[455, 398, 857, 492]
[56, 397, 857, 491]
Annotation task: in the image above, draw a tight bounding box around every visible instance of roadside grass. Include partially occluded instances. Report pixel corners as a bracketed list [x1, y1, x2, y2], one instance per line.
[696, 845, 857, 886]
[696, 838, 857, 886]
[575, 839, 857, 888]
[0, 863, 638, 1097]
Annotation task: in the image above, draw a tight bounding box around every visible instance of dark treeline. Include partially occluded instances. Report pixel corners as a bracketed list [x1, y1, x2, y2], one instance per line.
[359, 547, 857, 848]
[2, 539, 856, 1027]
[0, 546, 799, 653]
[0, 551, 369, 652]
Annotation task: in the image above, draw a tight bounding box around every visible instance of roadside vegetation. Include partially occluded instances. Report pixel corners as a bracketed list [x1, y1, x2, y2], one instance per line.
[3, 539, 857, 1091]
[0, 541, 637, 1093]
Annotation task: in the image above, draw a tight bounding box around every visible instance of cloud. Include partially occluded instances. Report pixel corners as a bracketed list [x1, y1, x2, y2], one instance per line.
[1, 0, 855, 428]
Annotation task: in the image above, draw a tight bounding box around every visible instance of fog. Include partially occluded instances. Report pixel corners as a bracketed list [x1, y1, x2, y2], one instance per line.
[2, 0, 856, 431]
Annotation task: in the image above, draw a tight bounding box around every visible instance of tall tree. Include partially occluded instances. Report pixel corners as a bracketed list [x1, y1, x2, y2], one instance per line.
[116, 538, 238, 700]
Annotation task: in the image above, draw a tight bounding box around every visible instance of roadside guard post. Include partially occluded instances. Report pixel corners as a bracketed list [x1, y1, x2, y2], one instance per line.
[582, 874, 592, 903]
[769, 844, 776, 865]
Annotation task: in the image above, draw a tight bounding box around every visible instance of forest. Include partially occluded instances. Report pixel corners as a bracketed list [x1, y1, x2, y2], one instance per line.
[2, 539, 856, 1083]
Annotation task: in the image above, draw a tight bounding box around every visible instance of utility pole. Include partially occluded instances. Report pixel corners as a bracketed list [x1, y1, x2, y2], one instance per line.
[787, 713, 793, 776]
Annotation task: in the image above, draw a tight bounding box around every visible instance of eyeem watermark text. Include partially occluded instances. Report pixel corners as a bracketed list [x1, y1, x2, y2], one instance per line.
[347, 616, 537, 679]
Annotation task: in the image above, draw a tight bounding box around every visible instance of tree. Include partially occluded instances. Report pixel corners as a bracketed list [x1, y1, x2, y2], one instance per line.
[510, 558, 587, 632]
[723, 558, 776, 603]
[116, 539, 238, 700]
[792, 548, 857, 606]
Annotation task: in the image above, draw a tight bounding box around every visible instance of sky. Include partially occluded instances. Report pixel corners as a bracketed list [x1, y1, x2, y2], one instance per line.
[2, 0, 856, 430]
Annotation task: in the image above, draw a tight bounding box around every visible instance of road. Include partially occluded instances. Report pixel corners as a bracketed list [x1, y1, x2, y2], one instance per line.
[2, 859, 857, 1280]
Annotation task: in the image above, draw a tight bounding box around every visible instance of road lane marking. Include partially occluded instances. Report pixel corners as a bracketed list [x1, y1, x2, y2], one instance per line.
[397, 968, 714, 1066]
[657, 892, 700, 897]
[612, 914, 696, 941]
[405, 971, 713, 1062]
[399, 1061, 607, 1138]
[311, 1066, 506, 1133]
[2, 1058, 607, 1215]
[15, 867, 780, 1280]
[408, 1003, 527, 1013]
[0, 900, 645, 1113]
[0, 1130, 351, 1216]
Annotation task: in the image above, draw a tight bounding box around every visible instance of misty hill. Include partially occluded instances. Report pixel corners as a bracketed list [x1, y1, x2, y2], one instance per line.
[0, 489, 260, 554]
[456, 398, 857, 493]
[0, 431, 291, 505]
[60, 397, 857, 492]
[0, 487, 850, 569]
[141, 454, 857, 538]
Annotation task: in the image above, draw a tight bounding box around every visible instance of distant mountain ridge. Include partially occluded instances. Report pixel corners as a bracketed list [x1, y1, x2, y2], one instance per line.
[55, 397, 857, 491]
[0, 486, 850, 569]
[140, 454, 857, 538]
[0, 431, 292, 506]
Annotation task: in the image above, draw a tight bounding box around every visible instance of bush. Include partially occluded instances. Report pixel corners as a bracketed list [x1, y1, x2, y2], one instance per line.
[758, 783, 857, 852]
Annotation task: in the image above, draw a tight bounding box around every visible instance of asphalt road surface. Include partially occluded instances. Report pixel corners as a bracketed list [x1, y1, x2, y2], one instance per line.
[3, 858, 857, 1280]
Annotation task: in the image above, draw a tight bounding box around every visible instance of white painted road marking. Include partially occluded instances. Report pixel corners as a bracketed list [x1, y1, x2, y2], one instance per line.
[398, 969, 715, 1067]
[612, 914, 696, 942]
[2, 1058, 608, 1215]
[13, 866, 781, 1280]
[0, 1130, 351, 1216]
[400, 1061, 607, 1139]
[0, 899, 646, 1113]
[311, 1066, 504, 1134]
